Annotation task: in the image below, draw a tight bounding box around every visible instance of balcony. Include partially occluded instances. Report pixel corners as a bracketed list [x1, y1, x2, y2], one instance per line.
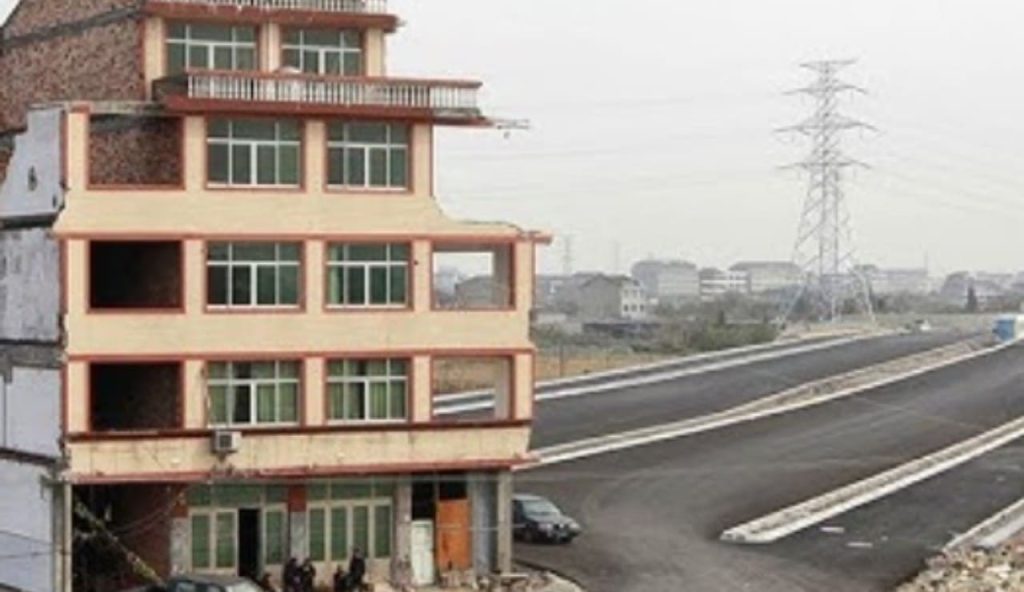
[154, 71, 487, 125]
[145, 0, 397, 30]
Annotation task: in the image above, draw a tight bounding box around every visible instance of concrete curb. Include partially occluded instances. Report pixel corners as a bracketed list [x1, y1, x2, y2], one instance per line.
[947, 497, 1024, 551]
[514, 559, 586, 592]
[438, 333, 877, 416]
[721, 392, 1024, 544]
[523, 337, 995, 471]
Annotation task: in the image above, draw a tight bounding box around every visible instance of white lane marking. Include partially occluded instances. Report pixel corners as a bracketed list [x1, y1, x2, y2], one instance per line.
[721, 392, 1024, 544]
[946, 497, 1024, 550]
[521, 338, 1004, 471]
[433, 334, 852, 406]
[436, 334, 872, 416]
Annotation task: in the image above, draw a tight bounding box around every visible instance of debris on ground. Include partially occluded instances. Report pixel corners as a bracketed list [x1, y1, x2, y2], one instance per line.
[896, 540, 1024, 591]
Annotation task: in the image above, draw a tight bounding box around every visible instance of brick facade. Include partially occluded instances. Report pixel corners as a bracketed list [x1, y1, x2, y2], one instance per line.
[89, 117, 183, 186]
[0, 3, 144, 131]
[1, 0, 139, 38]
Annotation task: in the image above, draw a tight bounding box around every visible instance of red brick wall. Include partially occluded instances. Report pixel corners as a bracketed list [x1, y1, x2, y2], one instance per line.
[89, 117, 184, 186]
[0, 1, 144, 131]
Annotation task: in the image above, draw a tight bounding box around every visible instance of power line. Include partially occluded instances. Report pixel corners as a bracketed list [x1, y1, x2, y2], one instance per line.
[781, 59, 875, 324]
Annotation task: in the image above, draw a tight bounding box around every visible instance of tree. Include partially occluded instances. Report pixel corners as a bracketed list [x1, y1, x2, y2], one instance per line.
[966, 284, 979, 313]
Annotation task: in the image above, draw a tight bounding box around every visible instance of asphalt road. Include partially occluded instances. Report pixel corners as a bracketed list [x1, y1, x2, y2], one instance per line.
[531, 331, 965, 448]
[515, 338, 1024, 592]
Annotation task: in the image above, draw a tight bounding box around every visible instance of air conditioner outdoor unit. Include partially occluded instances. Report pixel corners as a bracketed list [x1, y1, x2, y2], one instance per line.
[211, 430, 241, 455]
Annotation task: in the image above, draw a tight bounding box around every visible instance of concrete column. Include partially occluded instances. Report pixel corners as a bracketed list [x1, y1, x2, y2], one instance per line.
[411, 355, 432, 423]
[304, 357, 325, 426]
[411, 240, 432, 312]
[495, 471, 513, 574]
[392, 477, 413, 585]
[288, 486, 308, 560]
[264, 23, 282, 71]
[492, 246, 513, 308]
[169, 517, 189, 575]
[467, 473, 497, 575]
[493, 358, 512, 420]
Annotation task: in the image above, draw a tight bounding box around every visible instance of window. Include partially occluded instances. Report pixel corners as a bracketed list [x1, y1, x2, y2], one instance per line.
[327, 359, 408, 422]
[326, 244, 410, 308]
[167, 23, 256, 74]
[207, 361, 301, 427]
[282, 28, 363, 76]
[308, 500, 392, 562]
[264, 509, 287, 566]
[327, 123, 409, 189]
[190, 510, 236, 571]
[208, 119, 301, 187]
[207, 242, 302, 308]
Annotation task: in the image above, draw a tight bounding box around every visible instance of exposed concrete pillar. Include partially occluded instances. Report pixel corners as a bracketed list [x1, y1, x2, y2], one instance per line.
[169, 517, 189, 575]
[493, 358, 513, 420]
[492, 246, 513, 308]
[288, 486, 308, 560]
[392, 477, 413, 585]
[468, 473, 497, 575]
[495, 471, 513, 574]
[264, 23, 282, 71]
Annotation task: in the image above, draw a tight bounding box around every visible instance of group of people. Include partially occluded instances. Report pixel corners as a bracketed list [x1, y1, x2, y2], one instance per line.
[259, 549, 366, 592]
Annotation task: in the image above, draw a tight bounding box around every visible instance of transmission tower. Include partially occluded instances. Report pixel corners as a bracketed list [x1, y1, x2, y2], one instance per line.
[781, 59, 875, 324]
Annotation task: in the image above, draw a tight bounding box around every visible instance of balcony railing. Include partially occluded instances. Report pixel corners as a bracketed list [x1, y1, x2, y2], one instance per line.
[155, 71, 485, 121]
[151, 0, 389, 13]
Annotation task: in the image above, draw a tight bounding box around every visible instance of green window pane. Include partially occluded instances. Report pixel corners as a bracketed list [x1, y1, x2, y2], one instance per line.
[308, 508, 326, 562]
[207, 143, 229, 184]
[324, 52, 342, 75]
[278, 383, 298, 423]
[332, 482, 371, 500]
[188, 45, 208, 69]
[209, 385, 228, 425]
[279, 121, 302, 142]
[208, 243, 229, 261]
[369, 267, 388, 304]
[194, 23, 231, 41]
[232, 386, 252, 424]
[327, 267, 344, 305]
[167, 44, 186, 75]
[306, 29, 339, 46]
[343, 53, 362, 76]
[308, 483, 328, 501]
[235, 243, 276, 261]
[279, 145, 300, 185]
[236, 119, 276, 140]
[342, 31, 361, 47]
[327, 148, 345, 186]
[282, 48, 301, 69]
[207, 363, 228, 380]
[167, 23, 186, 38]
[230, 266, 252, 305]
[283, 30, 300, 45]
[369, 382, 388, 419]
[327, 123, 346, 142]
[208, 119, 230, 138]
[207, 267, 228, 306]
[213, 46, 232, 70]
[369, 149, 388, 187]
[256, 266, 277, 305]
[230, 145, 251, 184]
[353, 506, 369, 555]
[346, 148, 366, 186]
[349, 245, 387, 261]
[374, 505, 392, 558]
[215, 513, 235, 569]
[345, 383, 365, 420]
[236, 47, 256, 70]
[232, 363, 253, 380]
[279, 266, 299, 305]
[279, 362, 301, 379]
[390, 244, 410, 261]
[346, 267, 366, 305]
[252, 362, 276, 379]
[302, 50, 319, 74]
[389, 382, 406, 419]
[330, 507, 348, 561]
[327, 384, 344, 420]
[187, 485, 213, 507]
[280, 244, 301, 261]
[389, 267, 407, 304]
[235, 26, 256, 43]
[191, 515, 211, 569]
[256, 384, 276, 423]
[389, 148, 408, 188]
[265, 511, 285, 565]
[388, 125, 408, 144]
[389, 359, 408, 376]
[349, 123, 387, 143]
[257, 145, 277, 185]
[366, 360, 387, 376]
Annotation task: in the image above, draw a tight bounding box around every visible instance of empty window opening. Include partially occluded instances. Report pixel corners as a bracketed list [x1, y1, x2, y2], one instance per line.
[89, 241, 182, 310]
[432, 356, 514, 421]
[89, 363, 182, 432]
[432, 245, 514, 310]
[88, 115, 183, 187]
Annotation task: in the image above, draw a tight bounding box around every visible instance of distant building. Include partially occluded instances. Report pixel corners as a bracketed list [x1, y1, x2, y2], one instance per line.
[940, 272, 1005, 306]
[699, 268, 750, 300]
[631, 259, 700, 302]
[577, 275, 649, 321]
[858, 266, 931, 295]
[730, 261, 802, 293]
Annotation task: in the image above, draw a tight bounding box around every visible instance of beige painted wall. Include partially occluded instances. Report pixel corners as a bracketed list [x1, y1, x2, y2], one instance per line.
[67, 425, 531, 480]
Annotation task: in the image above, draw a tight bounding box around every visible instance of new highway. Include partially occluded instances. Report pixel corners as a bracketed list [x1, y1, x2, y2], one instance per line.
[513, 331, 1020, 592]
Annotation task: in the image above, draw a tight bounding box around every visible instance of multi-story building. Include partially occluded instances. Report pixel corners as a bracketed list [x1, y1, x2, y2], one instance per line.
[0, 1, 546, 590]
[630, 259, 700, 303]
[575, 275, 648, 321]
[729, 261, 802, 294]
[698, 268, 750, 300]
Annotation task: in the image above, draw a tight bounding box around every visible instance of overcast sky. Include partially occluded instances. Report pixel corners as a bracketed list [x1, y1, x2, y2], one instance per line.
[4, 0, 1024, 275]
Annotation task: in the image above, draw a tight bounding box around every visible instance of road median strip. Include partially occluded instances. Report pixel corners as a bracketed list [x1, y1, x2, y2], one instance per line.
[721, 408, 1024, 544]
[946, 497, 1024, 551]
[524, 337, 1001, 470]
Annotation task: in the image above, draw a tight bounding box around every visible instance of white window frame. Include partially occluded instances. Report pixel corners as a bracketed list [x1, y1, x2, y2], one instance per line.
[207, 361, 301, 427]
[281, 29, 363, 76]
[262, 504, 289, 570]
[166, 23, 257, 73]
[308, 498, 393, 567]
[207, 242, 302, 309]
[326, 243, 410, 309]
[207, 119, 302, 188]
[326, 359, 409, 424]
[189, 509, 238, 574]
[326, 123, 410, 190]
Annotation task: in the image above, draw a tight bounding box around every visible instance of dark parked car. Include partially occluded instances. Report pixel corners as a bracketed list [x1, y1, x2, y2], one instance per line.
[513, 493, 582, 544]
[123, 574, 264, 592]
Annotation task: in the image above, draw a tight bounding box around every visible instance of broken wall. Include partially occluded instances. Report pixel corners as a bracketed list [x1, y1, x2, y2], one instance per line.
[0, 109, 65, 222]
[0, 228, 61, 342]
[0, 458, 59, 592]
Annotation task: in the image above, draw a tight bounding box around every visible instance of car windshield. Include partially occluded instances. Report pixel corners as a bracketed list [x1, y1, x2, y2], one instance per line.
[523, 499, 562, 518]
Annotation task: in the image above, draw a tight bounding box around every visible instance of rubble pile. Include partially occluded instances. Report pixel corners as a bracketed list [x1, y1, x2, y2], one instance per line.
[897, 541, 1024, 591]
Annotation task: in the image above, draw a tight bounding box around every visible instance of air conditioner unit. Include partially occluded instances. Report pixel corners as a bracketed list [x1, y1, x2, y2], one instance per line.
[211, 430, 241, 455]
